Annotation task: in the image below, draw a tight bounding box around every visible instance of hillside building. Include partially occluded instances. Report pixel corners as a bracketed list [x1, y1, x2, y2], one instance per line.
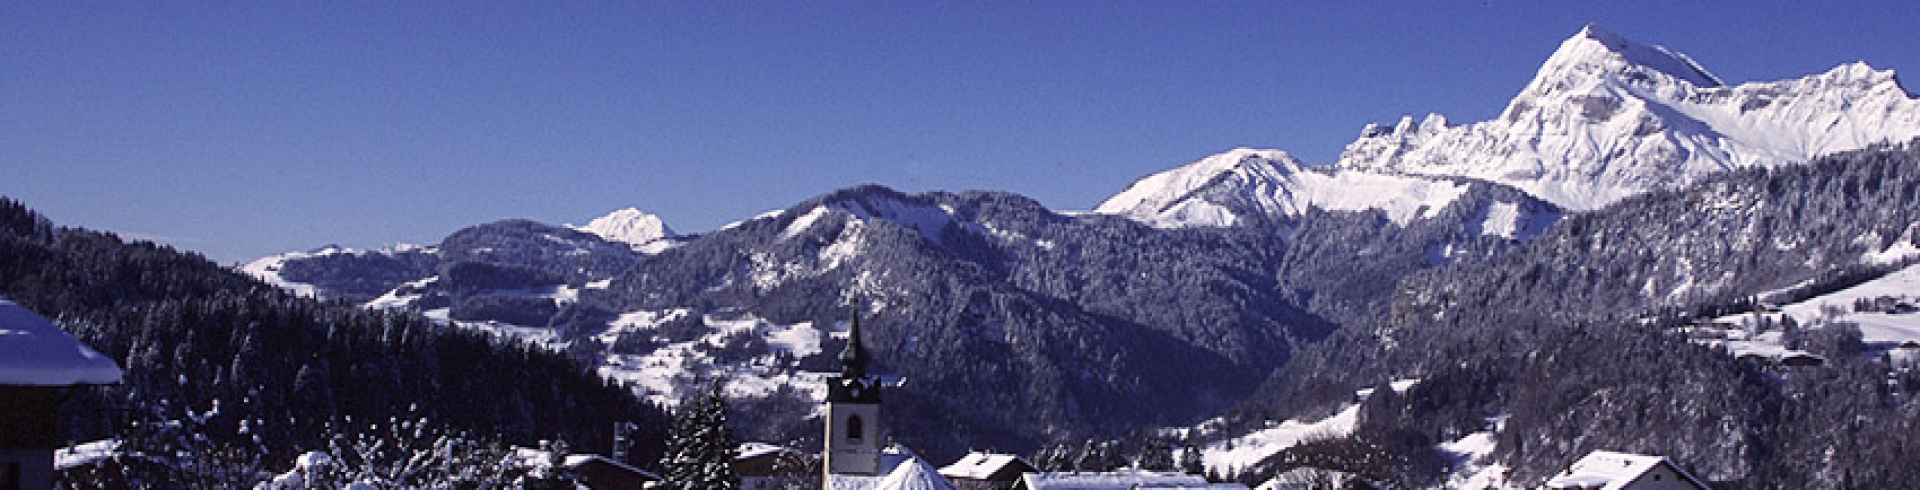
[736, 442, 811, 490]
[1543, 450, 1710, 490]
[1012, 470, 1230, 490]
[938, 452, 1037, 490]
[823, 312, 964, 490]
[0, 299, 124, 490]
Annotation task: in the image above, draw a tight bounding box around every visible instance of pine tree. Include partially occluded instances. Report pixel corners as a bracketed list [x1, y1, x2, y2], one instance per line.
[661, 380, 739, 490]
[1179, 444, 1204, 475]
[1138, 440, 1174, 471]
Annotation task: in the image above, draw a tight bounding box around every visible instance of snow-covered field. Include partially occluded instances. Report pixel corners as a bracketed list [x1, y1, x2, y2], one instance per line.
[1702, 263, 1920, 359]
[593, 310, 833, 408]
[1196, 379, 1420, 474]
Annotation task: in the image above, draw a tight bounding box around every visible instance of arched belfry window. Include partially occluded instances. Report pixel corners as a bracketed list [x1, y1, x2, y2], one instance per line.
[846, 415, 865, 444]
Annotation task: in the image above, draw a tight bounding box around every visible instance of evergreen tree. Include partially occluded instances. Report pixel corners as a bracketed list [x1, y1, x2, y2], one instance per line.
[1138, 440, 1175, 471]
[1179, 445, 1205, 475]
[661, 380, 739, 490]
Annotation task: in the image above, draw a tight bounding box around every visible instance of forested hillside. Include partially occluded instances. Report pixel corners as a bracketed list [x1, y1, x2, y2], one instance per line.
[1240, 142, 1920, 488]
[0, 198, 670, 487]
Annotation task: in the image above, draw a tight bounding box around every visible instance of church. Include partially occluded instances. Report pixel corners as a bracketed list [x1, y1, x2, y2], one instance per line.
[821, 312, 961, 490]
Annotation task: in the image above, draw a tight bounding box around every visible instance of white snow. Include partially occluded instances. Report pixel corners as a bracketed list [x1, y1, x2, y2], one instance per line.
[239, 248, 340, 298]
[0, 299, 122, 386]
[1544, 450, 1707, 490]
[593, 310, 830, 407]
[938, 452, 1032, 480]
[572, 207, 676, 251]
[1709, 263, 1920, 346]
[1200, 405, 1359, 473]
[723, 209, 788, 231]
[1020, 470, 1209, 490]
[874, 455, 963, 490]
[1097, 148, 1474, 229]
[1864, 238, 1920, 265]
[1438, 428, 1518, 490]
[54, 439, 120, 470]
[1337, 25, 1920, 211]
[783, 206, 834, 239]
[364, 277, 437, 310]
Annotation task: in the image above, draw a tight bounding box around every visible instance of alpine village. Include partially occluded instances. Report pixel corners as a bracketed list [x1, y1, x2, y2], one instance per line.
[7, 14, 1920, 490]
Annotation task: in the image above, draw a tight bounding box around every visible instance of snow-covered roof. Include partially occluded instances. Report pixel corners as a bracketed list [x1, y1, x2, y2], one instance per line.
[1544, 450, 1709, 490]
[1019, 470, 1210, 490]
[937, 452, 1034, 480]
[563, 454, 661, 481]
[737, 441, 798, 461]
[828, 445, 932, 490]
[0, 299, 122, 386]
[874, 456, 962, 490]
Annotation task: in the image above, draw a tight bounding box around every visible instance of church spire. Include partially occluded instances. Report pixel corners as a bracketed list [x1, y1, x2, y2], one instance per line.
[838, 309, 869, 379]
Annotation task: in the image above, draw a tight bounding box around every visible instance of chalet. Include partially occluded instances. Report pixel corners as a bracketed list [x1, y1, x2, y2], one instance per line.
[1544, 450, 1710, 490]
[938, 452, 1037, 490]
[1890, 341, 1920, 370]
[1012, 470, 1224, 490]
[736, 442, 811, 490]
[0, 299, 123, 490]
[563, 454, 661, 490]
[1777, 352, 1825, 367]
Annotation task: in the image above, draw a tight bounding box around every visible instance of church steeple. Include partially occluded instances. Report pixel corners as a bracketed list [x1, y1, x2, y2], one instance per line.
[825, 305, 883, 479]
[838, 310, 869, 379]
[826, 309, 879, 404]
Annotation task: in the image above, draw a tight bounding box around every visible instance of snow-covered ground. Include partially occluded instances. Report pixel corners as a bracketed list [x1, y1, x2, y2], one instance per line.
[1197, 379, 1420, 474]
[594, 310, 833, 408]
[1201, 405, 1358, 474]
[54, 439, 120, 470]
[1701, 263, 1920, 359]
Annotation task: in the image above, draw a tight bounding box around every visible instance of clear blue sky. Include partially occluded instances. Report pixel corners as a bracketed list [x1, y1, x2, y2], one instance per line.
[4, 1, 1916, 264]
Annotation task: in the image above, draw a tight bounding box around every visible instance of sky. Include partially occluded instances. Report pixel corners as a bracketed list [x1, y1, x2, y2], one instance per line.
[4, 1, 1917, 264]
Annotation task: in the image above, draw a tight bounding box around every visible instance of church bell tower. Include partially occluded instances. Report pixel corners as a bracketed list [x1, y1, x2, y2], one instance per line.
[824, 310, 882, 477]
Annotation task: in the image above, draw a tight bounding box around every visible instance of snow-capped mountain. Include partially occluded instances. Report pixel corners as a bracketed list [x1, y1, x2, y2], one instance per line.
[573, 207, 679, 253]
[1337, 24, 1920, 210]
[1095, 148, 1560, 241]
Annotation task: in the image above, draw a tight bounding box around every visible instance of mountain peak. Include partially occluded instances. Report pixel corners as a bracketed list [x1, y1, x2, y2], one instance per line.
[1532, 24, 1723, 90]
[575, 207, 675, 249]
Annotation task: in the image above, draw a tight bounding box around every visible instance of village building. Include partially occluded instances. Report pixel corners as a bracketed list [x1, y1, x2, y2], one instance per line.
[0, 299, 124, 490]
[1890, 341, 1920, 370]
[737, 442, 812, 490]
[938, 452, 1037, 490]
[824, 313, 964, 490]
[562, 453, 661, 490]
[1012, 470, 1231, 490]
[1543, 450, 1710, 490]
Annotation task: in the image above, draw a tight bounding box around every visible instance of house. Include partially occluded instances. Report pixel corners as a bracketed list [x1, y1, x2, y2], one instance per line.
[1012, 470, 1221, 490]
[736, 442, 812, 490]
[563, 454, 661, 490]
[0, 299, 124, 490]
[1544, 450, 1710, 490]
[938, 452, 1037, 490]
[1777, 352, 1825, 367]
[1889, 341, 1920, 370]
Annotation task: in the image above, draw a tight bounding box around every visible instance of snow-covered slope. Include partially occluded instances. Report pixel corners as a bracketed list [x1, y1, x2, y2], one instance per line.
[573, 207, 678, 253]
[1710, 262, 1920, 347]
[1097, 148, 1560, 241]
[1098, 148, 1469, 227]
[1338, 24, 1920, 211]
